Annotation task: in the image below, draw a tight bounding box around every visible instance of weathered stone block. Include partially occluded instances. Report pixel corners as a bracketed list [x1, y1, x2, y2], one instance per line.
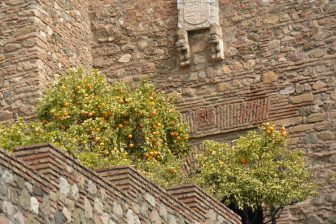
[306, 113, 326, 123]
[317, 131, 335, 141]
[0, 111, 13, 121]
[304, 215, 322, 224]
[312, 81, 326, 90]
[4, 43, 21, 53]
[118, 54, 132, 63]
[145, 193, 155, 207]
[261, 71, 278, 83]
[303, 132, 318, 144]
[290, 93, 313, 104]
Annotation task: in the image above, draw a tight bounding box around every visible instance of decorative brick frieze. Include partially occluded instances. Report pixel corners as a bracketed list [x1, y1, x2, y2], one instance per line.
[180, 86, 315, 138]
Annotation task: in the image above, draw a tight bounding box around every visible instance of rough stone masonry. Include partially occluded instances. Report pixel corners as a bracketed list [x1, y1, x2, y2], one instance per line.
[0, 0, 336, 223]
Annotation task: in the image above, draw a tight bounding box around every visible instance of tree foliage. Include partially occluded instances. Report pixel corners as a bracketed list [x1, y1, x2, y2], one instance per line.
[194, 123, 316, 223]
[0, 68, 190, 187]
[0, 68, 317, 223]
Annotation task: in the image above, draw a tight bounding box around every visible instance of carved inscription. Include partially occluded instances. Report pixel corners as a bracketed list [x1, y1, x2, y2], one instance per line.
[177, 0, 219, 31]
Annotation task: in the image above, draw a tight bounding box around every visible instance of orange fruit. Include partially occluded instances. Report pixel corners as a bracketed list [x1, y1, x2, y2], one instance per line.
[118, 124, 123, 128]
[240, 158, 248, 165]
[64, 102, 69, 107]
[281, 131, 288, 137]
[128, 134, 133, 139]
[86, 83, 92, 89]
[156, 155, 163, 161]
[95, 137, 101, 142]
[129, 143, 135, 148]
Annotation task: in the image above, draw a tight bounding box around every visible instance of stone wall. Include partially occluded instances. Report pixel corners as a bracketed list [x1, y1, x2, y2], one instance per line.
[0, 0, 92, 121]
[33, 0, 92, 86]
[0, 143, 239, 223]
[0, 0, 41, 120]
[89, 1, 336, 223]
[0, 0, 336, 223]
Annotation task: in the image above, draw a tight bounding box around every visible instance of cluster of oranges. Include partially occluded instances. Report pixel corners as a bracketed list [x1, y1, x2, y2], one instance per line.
[169, 131, 189, 141]
[280, 127, 288, 137]
[144, 150, 162, 160]
[263, 122, 288, 138]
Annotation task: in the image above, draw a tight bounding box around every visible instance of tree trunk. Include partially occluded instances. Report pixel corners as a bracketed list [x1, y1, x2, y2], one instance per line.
[270, 207, 277, 224]
[244, 207, 263, 224]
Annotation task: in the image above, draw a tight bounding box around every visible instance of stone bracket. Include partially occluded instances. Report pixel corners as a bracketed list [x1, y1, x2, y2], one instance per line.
[209, 24, 224, 61]
[176, 28, 191, 67]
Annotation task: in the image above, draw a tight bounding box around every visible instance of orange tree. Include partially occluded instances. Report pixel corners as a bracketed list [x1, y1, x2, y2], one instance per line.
[193, 123, 316, 224]
[0, 68, 190, 186]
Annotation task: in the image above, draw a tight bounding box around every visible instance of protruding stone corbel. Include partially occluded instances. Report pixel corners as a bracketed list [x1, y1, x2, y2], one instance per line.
[209, 24, 224, 61]
[176, 28, 190, 67]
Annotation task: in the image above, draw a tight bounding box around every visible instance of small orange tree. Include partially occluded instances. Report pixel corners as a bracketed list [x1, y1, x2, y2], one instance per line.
[194, 123, 316, 224]
[0, 68, 190, 186]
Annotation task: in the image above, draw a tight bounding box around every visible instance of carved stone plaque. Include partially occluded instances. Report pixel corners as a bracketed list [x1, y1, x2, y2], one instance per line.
[177, 0, 219, 31]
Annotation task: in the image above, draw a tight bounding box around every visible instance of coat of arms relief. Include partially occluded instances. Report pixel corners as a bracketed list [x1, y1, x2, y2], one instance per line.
[176, 0, 224, 67]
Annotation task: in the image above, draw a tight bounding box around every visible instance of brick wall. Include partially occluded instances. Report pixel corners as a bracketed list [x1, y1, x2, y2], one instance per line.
[0, 0, 335, 223]
[0, 0, 41, 120]
[0, 0, 92, 121]
[0, 143, 240, 223]
[89, 1, 336, 223]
